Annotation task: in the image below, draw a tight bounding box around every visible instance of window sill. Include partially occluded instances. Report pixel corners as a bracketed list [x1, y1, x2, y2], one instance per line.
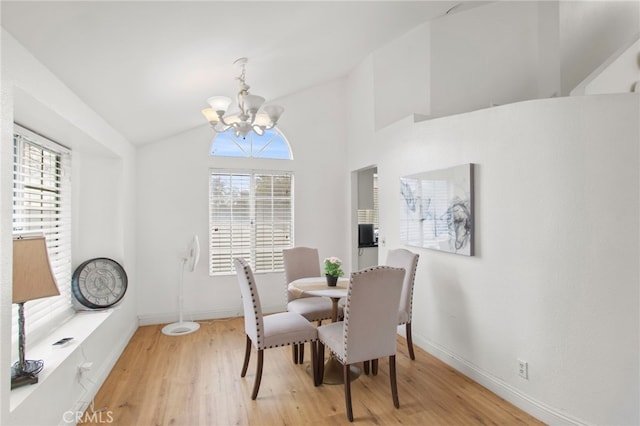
[9, 309, 113, 411]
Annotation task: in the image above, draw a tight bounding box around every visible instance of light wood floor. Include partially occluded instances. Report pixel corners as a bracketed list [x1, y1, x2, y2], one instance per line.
[81, 317, 544, 425]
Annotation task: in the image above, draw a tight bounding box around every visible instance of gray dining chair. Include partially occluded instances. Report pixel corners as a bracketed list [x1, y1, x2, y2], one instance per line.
[386, 248, 420, 361]
[316, 266, 405, 422]
[364, 248, 420, 375]
[234, 257, 318, 400]
[283, 247, 340, 364]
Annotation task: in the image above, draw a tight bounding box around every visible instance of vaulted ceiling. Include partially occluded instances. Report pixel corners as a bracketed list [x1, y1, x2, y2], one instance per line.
[2, 1, 481, 145]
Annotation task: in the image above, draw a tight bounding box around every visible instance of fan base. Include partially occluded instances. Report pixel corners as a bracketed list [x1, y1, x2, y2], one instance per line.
[162, 321, 200, 336]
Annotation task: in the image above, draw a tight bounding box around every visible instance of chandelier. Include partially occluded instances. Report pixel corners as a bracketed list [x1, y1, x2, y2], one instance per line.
[201, 57, 284, 139]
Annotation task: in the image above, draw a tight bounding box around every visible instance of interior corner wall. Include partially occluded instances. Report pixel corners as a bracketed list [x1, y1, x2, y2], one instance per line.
[572, 35, 640, 96]
[430, 1, 541, 117]
[373, 22, 430, 131]
[0, 63, 16, 426]
[559, 0, 640, 95]
[347, 56, 376, 172]
[536, 0, 561, 98]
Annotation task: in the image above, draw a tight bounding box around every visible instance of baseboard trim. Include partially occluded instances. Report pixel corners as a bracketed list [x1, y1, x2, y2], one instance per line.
[138, 309, 243, 326]
[138, 304, 287, 327]
[413, 333, 591, 426]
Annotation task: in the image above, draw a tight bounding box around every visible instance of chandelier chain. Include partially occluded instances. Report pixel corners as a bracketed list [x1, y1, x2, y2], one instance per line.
[236, 62, 247, 87]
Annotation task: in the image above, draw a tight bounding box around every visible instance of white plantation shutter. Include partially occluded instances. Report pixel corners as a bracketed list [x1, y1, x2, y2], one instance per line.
[254, 174, 292, 272]
[209, 170, 293, 275]
[12, 125, 73, 349]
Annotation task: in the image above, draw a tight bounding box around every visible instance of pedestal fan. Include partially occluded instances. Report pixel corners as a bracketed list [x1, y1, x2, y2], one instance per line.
[162, 235, 201, 336]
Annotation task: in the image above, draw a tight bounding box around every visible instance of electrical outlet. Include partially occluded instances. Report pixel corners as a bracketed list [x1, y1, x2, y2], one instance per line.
[518, 359, 528, 379]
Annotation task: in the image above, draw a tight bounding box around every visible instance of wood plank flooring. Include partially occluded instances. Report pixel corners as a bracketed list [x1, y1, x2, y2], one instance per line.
[81, 317, 544, 425]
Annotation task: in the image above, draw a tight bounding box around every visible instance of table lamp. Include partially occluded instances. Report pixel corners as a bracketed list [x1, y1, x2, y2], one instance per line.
[11, 235, 60, 389]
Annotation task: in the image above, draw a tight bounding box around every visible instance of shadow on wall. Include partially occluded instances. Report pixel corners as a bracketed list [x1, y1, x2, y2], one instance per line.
[428, 264, 473, 357]
[634, 52, 640, 92]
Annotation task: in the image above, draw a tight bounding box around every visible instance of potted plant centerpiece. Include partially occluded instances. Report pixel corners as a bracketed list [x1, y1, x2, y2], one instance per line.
[324, 257, 344, 287]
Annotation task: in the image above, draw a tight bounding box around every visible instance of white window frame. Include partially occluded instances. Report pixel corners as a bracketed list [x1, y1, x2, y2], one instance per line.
[210, 128, 293, 159]
[209, 169, 294, 275]
[12, 124, 73, 352]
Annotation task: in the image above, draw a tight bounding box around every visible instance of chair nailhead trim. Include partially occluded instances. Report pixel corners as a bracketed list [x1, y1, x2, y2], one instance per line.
[342, 266, 400, 355]
[238, 257, 318, 351]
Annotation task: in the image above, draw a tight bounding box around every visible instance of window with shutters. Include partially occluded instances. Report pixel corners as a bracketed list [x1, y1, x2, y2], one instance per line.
[12, 124, 73, 349]
[209, 170, 293, 275]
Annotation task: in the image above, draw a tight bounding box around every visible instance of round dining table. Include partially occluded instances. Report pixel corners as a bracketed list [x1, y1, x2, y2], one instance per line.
[287, 276, 361, 385]
[288, 276, 349, 322]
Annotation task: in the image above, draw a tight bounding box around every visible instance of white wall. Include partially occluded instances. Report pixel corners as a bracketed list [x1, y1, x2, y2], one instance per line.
[135, 79, 350, 324]
[0, 50, 16, 426]
[560, 0, 640, 95]
[345, 2, 640, 424]
[1, 30, 138, 425]
[430, 1, 543, 117]
[571, 35, 640, 95]
[376, 94, 639, 426]
[428, 0, 640, 114]
[373, 21, 430, 130]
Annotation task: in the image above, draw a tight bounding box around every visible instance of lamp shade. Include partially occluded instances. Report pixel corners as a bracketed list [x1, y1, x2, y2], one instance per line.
[13, 236, 60, 304]
[201, 108, 219, 123]
[263, 104, 284, 122]
[240, 94, 265, 114]
[207, 96, 232, 113]
[253, 113, 272, 127]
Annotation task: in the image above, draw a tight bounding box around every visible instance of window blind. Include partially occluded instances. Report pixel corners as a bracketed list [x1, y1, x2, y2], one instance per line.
[12, 125, 73, 350]
[357, 173, 379, 227]
[209, 170, 293, 275]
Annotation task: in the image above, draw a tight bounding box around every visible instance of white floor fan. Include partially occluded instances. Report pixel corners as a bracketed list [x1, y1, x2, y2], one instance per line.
[162, 235, 201, 336]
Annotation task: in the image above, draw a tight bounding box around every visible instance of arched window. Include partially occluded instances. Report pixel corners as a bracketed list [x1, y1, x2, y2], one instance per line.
[210, 128, 292, 159]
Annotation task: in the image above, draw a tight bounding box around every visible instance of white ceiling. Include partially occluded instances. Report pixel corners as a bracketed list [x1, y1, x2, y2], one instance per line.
[2, 1, 477, 145]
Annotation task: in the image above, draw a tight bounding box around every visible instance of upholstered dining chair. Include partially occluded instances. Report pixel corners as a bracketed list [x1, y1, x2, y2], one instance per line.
[283, 247, 339, 364]
[316, 266, 405, 422]
[234, 258, 318, 400]
[386, 248, 420, 361]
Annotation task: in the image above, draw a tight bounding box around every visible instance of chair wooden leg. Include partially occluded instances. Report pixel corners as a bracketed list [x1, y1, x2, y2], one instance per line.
[299, 342, 305, 364]
[251, 349, 264, 400]
[363, 360, 370, 375]
[389, 355, 399, 408]
[310, 341, 318, 387]
[406, 322, 415, 360]
[344, 363, 354, 422]
[372, 358, 379, 376]
[317, 342, 325, 386]
[241, 335, 251, 377]
[292, 344, 299, 364]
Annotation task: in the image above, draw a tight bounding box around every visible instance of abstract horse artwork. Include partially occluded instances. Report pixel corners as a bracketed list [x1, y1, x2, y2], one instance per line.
[400, 164, 474, 256]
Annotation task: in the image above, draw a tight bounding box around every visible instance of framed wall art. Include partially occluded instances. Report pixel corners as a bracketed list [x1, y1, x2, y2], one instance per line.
[400, 164, 474, 256]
